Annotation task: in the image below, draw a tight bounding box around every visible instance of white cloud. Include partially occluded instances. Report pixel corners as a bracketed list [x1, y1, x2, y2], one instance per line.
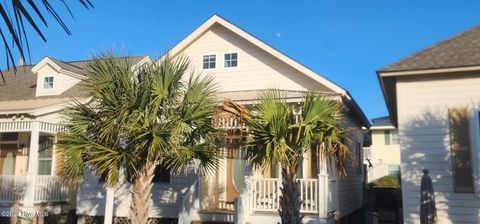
[276, 32, 282, 38]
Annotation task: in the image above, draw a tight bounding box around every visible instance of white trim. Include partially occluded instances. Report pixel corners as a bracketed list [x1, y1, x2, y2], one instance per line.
[162, 15, 347, 96]
[379, 65, 480, 77]
[31, 57, 86, 80]
[370, 125, 396, 130]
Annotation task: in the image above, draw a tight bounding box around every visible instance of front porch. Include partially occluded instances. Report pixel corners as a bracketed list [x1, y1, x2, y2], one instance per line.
[197, 119, 339, 221]
[0, 120, 71, 206]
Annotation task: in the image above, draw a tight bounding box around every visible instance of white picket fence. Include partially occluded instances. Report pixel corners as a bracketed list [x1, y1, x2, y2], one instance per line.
[0, 175, 69, 203]
[248, 175, 338, 216]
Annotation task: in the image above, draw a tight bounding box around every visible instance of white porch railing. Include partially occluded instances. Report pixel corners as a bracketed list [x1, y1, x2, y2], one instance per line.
[0, 176, 27, 202]
[34, 175, 69, 202]
[0, 175, 69, 204]
[213, 116, 246, 130]
[0, 121, 66, 133]
[247, 175, 338, 217]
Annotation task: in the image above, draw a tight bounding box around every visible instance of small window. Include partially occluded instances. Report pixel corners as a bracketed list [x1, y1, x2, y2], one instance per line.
[153, 165, 171, 183]
[38, 136, 54, 175]
[43, 76, 54, 89]
[224, 53, 238, 68]
[202, 55, 216, 69]
[384, 130, 391, 145]
[388, 165, 400, 176]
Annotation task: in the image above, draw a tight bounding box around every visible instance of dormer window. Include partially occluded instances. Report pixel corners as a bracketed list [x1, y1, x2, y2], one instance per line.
[43, 76, 54, 89]
[202, 54, 216, 69]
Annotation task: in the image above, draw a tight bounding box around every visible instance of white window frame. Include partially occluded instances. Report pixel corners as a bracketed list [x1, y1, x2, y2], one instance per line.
[387, 164, 400, 176]
[469, 107, 480, 196]
[385, 129, 399, 145]
[223, 52, 238, 68]
[201, 54, 217, 70]
[43, 76, 54, 89]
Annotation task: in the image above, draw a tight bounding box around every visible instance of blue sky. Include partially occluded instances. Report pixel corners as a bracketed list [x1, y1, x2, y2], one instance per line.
[1, 0, 479, 120]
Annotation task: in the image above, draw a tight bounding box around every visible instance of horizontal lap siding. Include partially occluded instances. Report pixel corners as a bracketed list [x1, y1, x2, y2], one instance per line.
[397, 72, 480, 224]
[76, 171, 196, 218]
[178, 24, 331, 93]
[338, 116, 364, 216]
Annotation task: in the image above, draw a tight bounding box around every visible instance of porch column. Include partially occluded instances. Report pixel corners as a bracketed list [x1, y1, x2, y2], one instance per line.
[24, 121, 40, 207]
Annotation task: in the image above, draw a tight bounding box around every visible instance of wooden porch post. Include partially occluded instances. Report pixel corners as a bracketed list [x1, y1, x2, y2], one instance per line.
[104, 187, 115, 224]
[25, 121, 40, 207]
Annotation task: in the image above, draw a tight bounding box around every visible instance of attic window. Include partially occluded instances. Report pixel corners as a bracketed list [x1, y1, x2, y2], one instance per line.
[43, 76, 54, 89]
[224, 53, 238, 68]
[202, 54, 216, 69]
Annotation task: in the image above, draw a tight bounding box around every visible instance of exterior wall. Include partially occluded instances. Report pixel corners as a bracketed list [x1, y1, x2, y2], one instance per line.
[368, 128, 400, 181]
[176, 24, 332, 93]
[337, 114, 364, 216]
[396, 71, 480, 224]
[35, 63, 81, 97]
[76, 167, 197, 218]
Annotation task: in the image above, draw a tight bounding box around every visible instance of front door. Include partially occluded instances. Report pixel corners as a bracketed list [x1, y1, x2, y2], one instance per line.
[225, 147, 246, 202]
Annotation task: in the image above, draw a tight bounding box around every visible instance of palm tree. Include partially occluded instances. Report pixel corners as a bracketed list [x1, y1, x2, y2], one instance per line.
[56, 53, 220, 224]
[1, 0, 92, 79]
[222, 90, 350, 224]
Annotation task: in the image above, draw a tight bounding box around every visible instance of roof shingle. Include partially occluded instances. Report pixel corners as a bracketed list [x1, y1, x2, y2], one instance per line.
[380, 25, 480, 72]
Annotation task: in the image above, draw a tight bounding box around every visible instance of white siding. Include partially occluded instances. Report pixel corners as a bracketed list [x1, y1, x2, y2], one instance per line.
[397, 72, 480, 224]
[34, 64, 81, 97]
[76, 168, 197, 218]
[337, 114, 364, 216]
[177, 24, 332, 93]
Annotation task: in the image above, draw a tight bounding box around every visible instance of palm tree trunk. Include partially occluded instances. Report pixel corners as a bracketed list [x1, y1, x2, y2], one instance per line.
[279, 167, 303, 224]
[130, 162, 155, 224]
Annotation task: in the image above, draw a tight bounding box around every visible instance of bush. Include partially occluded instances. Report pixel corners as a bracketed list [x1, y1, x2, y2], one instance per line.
[368, 175, 401, 188]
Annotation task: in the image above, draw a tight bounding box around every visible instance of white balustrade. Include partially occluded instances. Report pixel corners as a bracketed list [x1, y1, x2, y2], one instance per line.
[34, 175, 69, 202]
[213, 116, 245, 130]
[0, 121, 32, 132]
[0, 175, 69, 203]
[0, 175, 27, 202]
[248, 176, 337, 215]
[0, 121, 66, 133]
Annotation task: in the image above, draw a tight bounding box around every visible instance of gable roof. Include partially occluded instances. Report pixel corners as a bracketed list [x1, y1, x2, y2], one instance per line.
[165, 14, 370, 127]
[0, 56, 148, 103]
[380, 25, 480, 73]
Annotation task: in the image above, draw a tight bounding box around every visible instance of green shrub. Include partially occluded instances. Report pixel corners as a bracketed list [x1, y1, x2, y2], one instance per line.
[368, 175, 401, 188]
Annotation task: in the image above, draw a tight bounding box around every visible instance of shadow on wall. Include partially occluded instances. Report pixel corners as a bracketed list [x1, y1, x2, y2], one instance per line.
[401, 109, 480, 224]
[76, 165, 197, 219]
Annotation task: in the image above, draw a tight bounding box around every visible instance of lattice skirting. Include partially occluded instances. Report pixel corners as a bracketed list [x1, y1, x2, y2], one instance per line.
[83, 216, 178, 224]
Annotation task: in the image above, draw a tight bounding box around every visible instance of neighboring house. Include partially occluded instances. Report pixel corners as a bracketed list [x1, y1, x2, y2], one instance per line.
[365, 116, 400, 182]
[0, 15, 370, 224]
[0, 56, 150, 222]
[378, 25, 480, 224]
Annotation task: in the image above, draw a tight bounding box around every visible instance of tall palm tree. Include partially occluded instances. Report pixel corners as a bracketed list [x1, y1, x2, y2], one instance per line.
[222, 90, 350, 224]
[56, 53, 220, 224]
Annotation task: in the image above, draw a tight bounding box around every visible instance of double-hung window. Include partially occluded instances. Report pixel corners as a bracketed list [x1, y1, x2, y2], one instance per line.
[38, 136, 54, 175]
